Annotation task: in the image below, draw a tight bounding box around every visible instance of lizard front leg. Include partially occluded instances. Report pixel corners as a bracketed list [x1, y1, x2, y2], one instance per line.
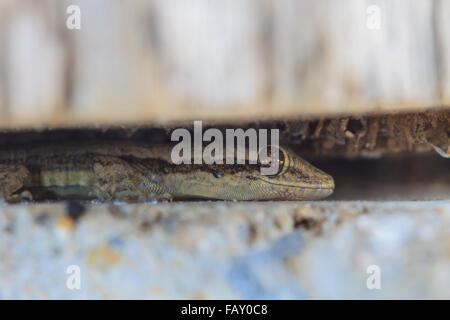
[92, 155, 170, 202]
[0, 164, 32, 203]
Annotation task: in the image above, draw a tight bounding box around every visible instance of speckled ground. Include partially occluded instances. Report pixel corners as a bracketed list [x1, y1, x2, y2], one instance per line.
[0, 201, 449, 299]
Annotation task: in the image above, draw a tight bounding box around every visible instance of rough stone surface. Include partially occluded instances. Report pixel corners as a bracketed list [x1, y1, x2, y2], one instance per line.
[0, 201, 449, 299]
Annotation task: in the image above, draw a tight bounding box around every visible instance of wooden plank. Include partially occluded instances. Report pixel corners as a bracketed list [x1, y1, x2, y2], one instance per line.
[0, 0, 448, 127]
[3, 1, 65, 125]
[272, 0, 441, 113]
[437, 0, 450, 102]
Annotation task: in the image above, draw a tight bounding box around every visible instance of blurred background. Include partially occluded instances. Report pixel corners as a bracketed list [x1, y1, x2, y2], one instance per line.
[0, 0, 449, 126]
[0, 0, 448, 299]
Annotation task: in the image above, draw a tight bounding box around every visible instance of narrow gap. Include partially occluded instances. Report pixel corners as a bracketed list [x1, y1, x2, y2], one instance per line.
[0, 109, 447, 202]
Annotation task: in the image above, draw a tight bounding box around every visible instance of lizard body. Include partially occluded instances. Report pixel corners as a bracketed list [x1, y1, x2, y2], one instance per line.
[0, 141, 334, 202]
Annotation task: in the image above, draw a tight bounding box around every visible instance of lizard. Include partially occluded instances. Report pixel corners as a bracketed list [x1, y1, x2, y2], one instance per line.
[0, 141, 334, 202]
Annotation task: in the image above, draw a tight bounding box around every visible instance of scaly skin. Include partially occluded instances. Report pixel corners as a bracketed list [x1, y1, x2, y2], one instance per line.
[0, 141, 334, 202]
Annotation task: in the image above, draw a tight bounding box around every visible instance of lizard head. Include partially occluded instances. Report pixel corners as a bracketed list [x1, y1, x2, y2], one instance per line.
[243, 145, 335, 200]
[170, 145, 334, 200]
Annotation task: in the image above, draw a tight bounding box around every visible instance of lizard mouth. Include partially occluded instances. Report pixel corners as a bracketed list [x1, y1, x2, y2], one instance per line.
[254, 176, 335, 200]
[258, 178, 334, 190]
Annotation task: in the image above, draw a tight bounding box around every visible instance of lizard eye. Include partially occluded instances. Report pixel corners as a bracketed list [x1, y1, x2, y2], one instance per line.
[258, 145, 285, 176]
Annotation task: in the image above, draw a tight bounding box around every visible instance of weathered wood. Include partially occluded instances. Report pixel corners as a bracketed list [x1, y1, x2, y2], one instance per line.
[0, 0, 449, 127]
